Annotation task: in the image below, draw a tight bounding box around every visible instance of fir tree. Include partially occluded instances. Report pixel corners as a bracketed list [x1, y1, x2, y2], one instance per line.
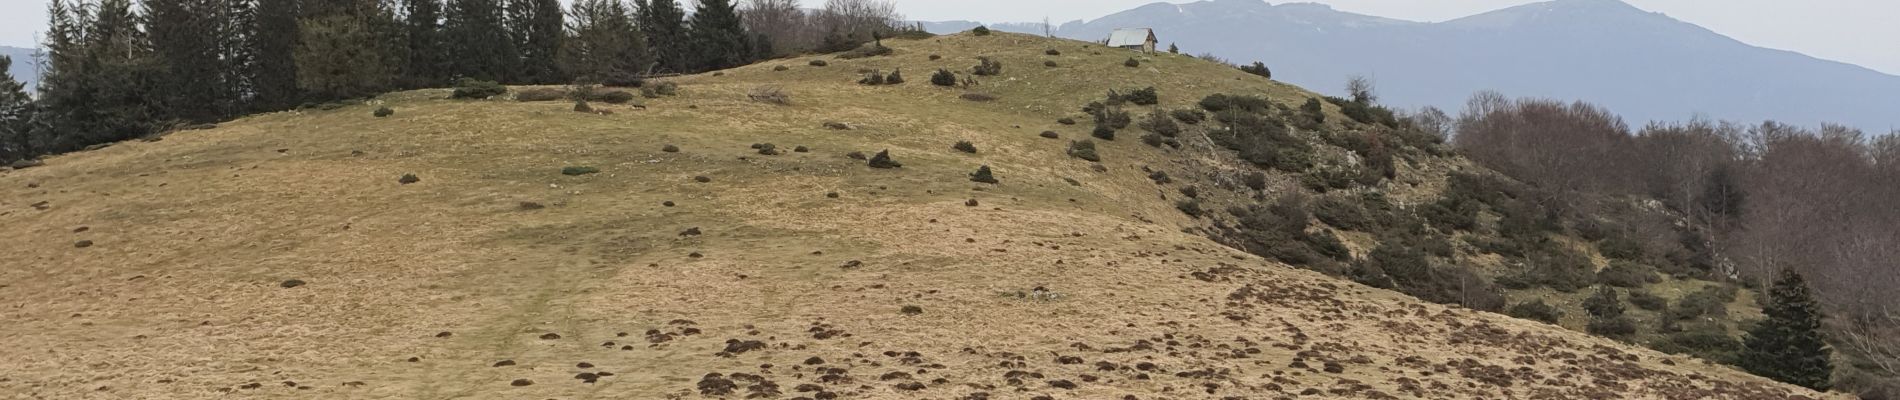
[636, 0, 688, 73]
[34, 0, 164, 153]
[686, 0, 750, 71]
[506, 0, 566, 84]
[0, 55, 32, 163]
[444, 0, 518, 81]
[295, 0, 402, 99]
[401, 0, 449, 88]
[1740, 269, 1833, 391]
[566, 0, 649, 86]
[250, 0, 303, 110]
[146, 0, 247, 122]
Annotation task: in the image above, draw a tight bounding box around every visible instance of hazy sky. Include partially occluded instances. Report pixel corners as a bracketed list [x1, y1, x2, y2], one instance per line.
[2, 0, 1895, 75]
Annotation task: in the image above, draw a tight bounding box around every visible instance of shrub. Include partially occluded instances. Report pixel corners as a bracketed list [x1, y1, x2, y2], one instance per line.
[572, 100, 594, 113]
[373, 107, 394, 117]
[561, 166, 600, 176]
[1091, 125, 1116, 140]
[959, 93, 997, 102]
[952, 141, 977, 153]
[1239, 61, 1271, 79]
[748, 86, 791, 105]
[1056, 117, 1076, 125]
[1649, 325, 1742, 364]
[838, 43, 893, 59]
[1122, 87, 1159, 105]
[451, 78, 507, 99]
[756, 143, 780, 155]
[928, 54, 941, 61]
[1123, 57, 1140, 68]
[515, 88, 566, 102]
[1147, 170, 1171, 184]
[972, 57, 1003, 76]
[1297, 98, 1326, 129]
[1044, 49, 1061, 56]
[1175, 199, 1204, 218]
[858, 70, 887, 85]
[1140, 133, 1164, 148]
[590, 90, 636, 104]
[1090, 106, 1131, 130]
[1243, 172, 1268, 191]
[653, 81, 679, 96]
[971, 26, 991, 36]
[1171, 109, 1205, 125]
[1507, 300, 1564, 324]
[1313, 196, 1374, 231]
[867, 149, 902, 168]
[808, 59, 829, 67]
[885, 69, 905, 84]
[1598, 261, 1660, 288]
[930, 69, 957, 86]
[1304, 229, 1351, 261]
[1043, 60, 1057, 67]
[1629, 290, 1668, 311]
[1067, 140, 1100, 162]
[1585, 286, 1626, 318]
[1140, 110, 1180, 137]
[1588, 316, 1639, 339]
[970, 165, 997, 183]
[773, 65, 790, 71]
[1667, 285, 1735, 321]
[1179, 186, 1200, 198]
[1039, 131, 1059, 139]
[399, 173, 420, 184]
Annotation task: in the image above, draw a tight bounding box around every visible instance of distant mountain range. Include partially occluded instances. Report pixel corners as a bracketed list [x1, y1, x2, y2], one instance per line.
[924, 0, 1900, 130]
[2, 46, 36, 91]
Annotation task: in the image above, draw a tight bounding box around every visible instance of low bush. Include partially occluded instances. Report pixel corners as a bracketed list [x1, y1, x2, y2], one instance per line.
[1597, 260, 1660, 288]
[858, 70, 887, 85]
[1507, 300, 1564, 324]
[572, 100, 593, 113]
[838, 43, 893, 59]
[1123, 57, 1140, 68]
[1666, 285, 1735, 321]
[971, 26, 991, 36]
[1171, 109, 1205, 125]
[885, 69, 905, 84]
[1147, 170, 1171, 184]
[589, 90, 636, 104]
[561, 166, 600, 176]
[1091, 125, 1116, 140]
[1243, 172, 1268, 190]
[516, 88, 567, 102]
[1313, 196, 1375, 231]
[1056, 117, 1076, 125]
[1067, 140, 1100, 162]
[1587, 316, 1639, 339]
[808, 59, 829, 67]
[867, 149, 902, 168]
[1175, 199, 1204, 218]
[1122, 87, 1159, 105]
[1305, 229, 1351, 261]
[373, 107, 394, 117]
[972, 57, 1003, 76]
[451, 78, 507, 99]
[1090, 105, 1131, 130]
[1239, 61, 1271, 79]
[1043, 60, 1057, 67]
[952, 141, 977, 153]
[1648, 325, 1742, 364]
[970, 165, 997, 183]
[1039, 131, 1059, 139]
[1140, 133, 1164, 148]
[1140, 111, 1180, 137]
[1629, 290, 1668, 311]
[931, 69, 957, 86]
[1044, 49, 1060, 56]
[959, 93, 997, 102]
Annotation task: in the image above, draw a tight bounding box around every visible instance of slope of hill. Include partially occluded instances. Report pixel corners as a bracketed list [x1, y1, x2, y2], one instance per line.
[1, 45, 34, 89]
[942, 0, 1900, 130]
[0, 32, 1834, 399]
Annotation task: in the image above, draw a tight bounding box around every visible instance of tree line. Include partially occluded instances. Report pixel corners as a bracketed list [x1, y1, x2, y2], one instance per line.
[1449, 90, 1900, 396]
[0, 0, 909, 165]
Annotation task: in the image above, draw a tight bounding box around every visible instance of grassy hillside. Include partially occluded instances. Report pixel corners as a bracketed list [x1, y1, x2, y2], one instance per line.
[0, 32, 1830, 399]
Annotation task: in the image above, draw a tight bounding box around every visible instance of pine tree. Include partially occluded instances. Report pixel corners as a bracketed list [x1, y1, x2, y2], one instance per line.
[1167, 43, 1178, 54]
[636, 0, 688, 73]
[566, 0, 649, 86]
[506, 0, 566, 84]
[250, 0, 302, 110]
[0, 55, 32, 163]
[146, 0, 240, 122]
[1740, 269, 1833, 391]
[295, 0, 402, 100]
[444, 0, 518, 81]
[685, 0, 750, 71]
[402, 0, 450, 88]
[34, 0, 164, 153]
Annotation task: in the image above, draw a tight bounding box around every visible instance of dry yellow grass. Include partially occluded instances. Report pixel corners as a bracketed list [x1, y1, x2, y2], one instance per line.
[0, 32, 1836, 399]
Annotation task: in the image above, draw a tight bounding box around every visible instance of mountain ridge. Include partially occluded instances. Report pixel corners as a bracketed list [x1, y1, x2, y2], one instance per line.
[929, 0, 1900, 130]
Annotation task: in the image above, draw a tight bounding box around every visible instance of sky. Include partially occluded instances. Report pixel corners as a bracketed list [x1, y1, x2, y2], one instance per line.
[1, 0, 1895, 75]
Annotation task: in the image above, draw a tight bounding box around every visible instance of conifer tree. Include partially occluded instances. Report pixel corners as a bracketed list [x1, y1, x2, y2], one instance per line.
[295, 0, 402, 99]
[636, 0, 688, 73]
[34, 0, 163, 153]
[0, 56, 32, 163]
[250, 0, 303, 110]
[686, 0, 750, 71]
[146, 0, 244, 122]
[566, 0, 649, 85]
[506, 0, 566, 84]
[1740, 269, 1833, 391]
[402, 0, 450, 88]
[444, 0, 519, 81]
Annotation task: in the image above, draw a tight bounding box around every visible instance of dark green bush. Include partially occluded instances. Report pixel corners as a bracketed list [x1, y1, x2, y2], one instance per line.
[1091, 125, 1116, 141]
[590, 90, 637, 104]
[1648, 325, 1741, 364]
[1584, 286, 1626, 318]
[1175, 199, 1204, 218]
[373, 106, 394, 117]
[858, 70, 887, 85]
[1313, 196, 1374, 231]
[1243, 172, 1268, 191]
[1239, 61, 1271, 79]
[1507, 300, 1564, 324]
[952, 141, 977, 153]
[1667, 285, 1736, 321]
[1171, 109, 1205, 125]
[971, 26, 991, 36]
[1123, 57, 1140, 68]
[451, 78, 507, 99]
[1304, 229, 1351, 261]
[1598, 260, 1660, 288]
[931, 69, 957, 86]
[837, 43, 893, 59]
[1122, 87, 1159, 105]
[972, 57, 1003, 76]
[885, 69, 905, 84]
[868, 149, 902, 168]
[1140, 133, 1164, 148]
[1140, 110, 1181, 137]
[561, 166, 600, 176]
[1067, 140, 1100, 162]
[970, 165, 997, 183]
[1629, 290, 1668, 311]
[1587, 316, 1639, 339]
[516, 88, 566, 101]
[1044, 49, 1061, 56]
